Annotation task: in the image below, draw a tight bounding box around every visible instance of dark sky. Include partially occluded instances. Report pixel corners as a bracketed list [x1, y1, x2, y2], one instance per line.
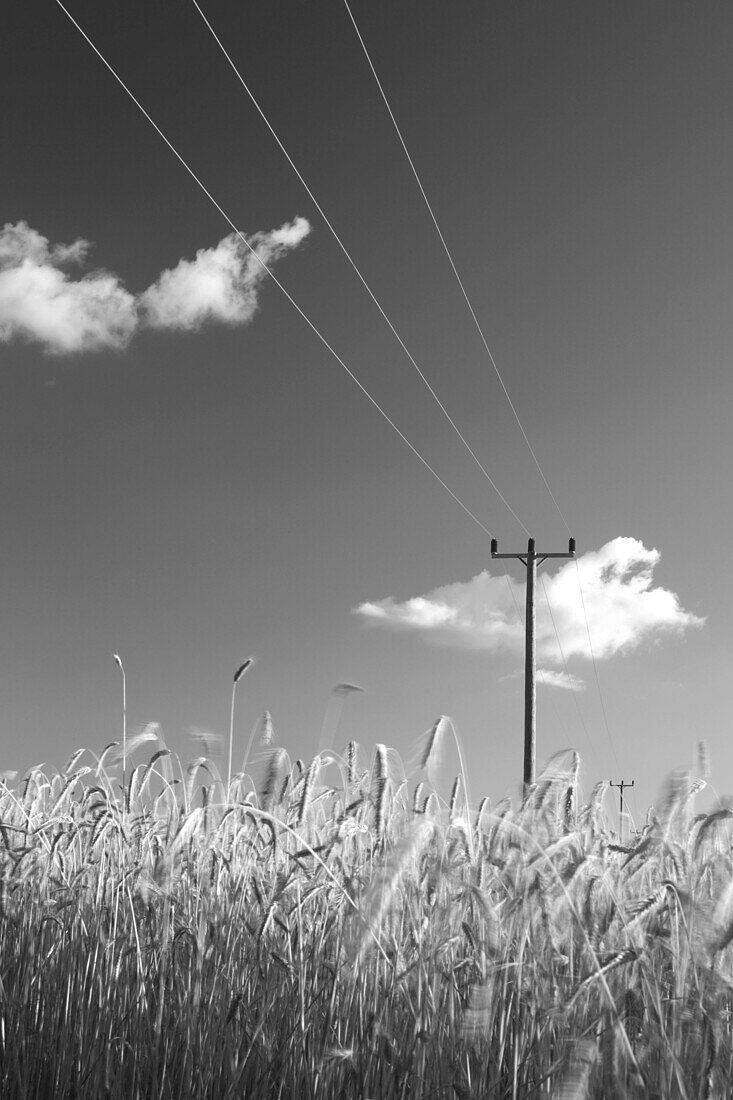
[2, 1, 732, 817]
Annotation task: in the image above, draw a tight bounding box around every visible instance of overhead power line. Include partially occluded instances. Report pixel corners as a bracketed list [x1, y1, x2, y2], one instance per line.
[53, 0, 497, 543]
[340, 1, 622, 767]
[342, 0, 571, 536]
[57, 0, 619, 778]
[192, 1, 619, 774]
[190, 0, 528, 537]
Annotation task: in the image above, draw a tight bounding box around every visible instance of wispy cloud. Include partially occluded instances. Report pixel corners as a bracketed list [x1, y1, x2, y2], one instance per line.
[140, 217, 310, 331]
[0, 218, 311, 355]
[501, 668, 585, 691]
[538, 669, 586, 691]
[355, 537, 704, 666]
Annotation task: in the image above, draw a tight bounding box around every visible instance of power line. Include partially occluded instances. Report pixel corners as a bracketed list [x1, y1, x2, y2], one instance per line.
[341, 0, 571, 536]
[194, 1, 623, 781]
[343, 1, 622, 776]
[53, 0, 497, 543]
[58, 0, 621, 783]
[190, 0, 529, 537]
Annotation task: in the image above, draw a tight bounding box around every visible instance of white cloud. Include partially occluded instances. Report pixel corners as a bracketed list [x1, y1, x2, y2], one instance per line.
[0, 218, 311, 355]
[0, 221, 89, 268]
[0, 221, 137, 353]
[501, 668, 585, 691]
[357, 597, 458, 629]
[538, 669, 586, 691]
[358, 571, 525, 650]
[354, 537, 704, 666]
[140, 217, 311, 332]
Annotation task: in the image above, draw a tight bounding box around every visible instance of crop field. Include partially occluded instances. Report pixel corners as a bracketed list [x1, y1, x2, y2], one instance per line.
[0, 723, 730, 1099]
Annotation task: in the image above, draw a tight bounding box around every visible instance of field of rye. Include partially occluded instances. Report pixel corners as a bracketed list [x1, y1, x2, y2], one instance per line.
[0, 717, 731, 1099]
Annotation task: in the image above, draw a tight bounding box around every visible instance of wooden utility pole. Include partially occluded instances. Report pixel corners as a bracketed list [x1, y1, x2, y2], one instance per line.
[610, 778, 635, 840]
[491, 536, 575, 789]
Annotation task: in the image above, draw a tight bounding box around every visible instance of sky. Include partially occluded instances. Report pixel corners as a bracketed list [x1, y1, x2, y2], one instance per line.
[2, 1, 732, 823]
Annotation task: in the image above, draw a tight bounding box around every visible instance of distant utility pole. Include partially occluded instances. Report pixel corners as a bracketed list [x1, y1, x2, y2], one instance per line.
[491, 536, 576, 790]
[610, 778, 635, 840]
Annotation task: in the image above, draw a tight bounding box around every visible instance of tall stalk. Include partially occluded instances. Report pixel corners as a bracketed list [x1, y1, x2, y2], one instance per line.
[227, 657, 254, 796]
[113, 653, 126, 807]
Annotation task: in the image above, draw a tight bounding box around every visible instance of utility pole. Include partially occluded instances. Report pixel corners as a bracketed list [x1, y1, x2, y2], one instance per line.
[491, 536, 575, 790]
[610, 779, 635, 840]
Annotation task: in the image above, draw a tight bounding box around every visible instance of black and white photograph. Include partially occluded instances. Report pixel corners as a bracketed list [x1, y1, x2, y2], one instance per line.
[1, 2, 731, 1095]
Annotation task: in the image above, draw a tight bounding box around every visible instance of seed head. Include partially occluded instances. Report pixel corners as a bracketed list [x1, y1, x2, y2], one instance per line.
[234, 657, 255, 683]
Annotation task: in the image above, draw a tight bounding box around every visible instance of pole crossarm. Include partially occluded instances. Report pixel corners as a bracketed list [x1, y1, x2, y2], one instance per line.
[491, 536, 576, 790]
[610, 778, 635, 840]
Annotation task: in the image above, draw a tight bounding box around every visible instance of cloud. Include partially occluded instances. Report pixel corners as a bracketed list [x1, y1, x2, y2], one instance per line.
[354, 537, 704, 665]
[0, 222, 137, 353]
[538, 669, 586, 691]
[0, 218, 311, 354]
[357, 597, 459, 629]
[139, 217, 311, 332]
[501, 668, 585, 691]
[0, 221, 89, 268]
